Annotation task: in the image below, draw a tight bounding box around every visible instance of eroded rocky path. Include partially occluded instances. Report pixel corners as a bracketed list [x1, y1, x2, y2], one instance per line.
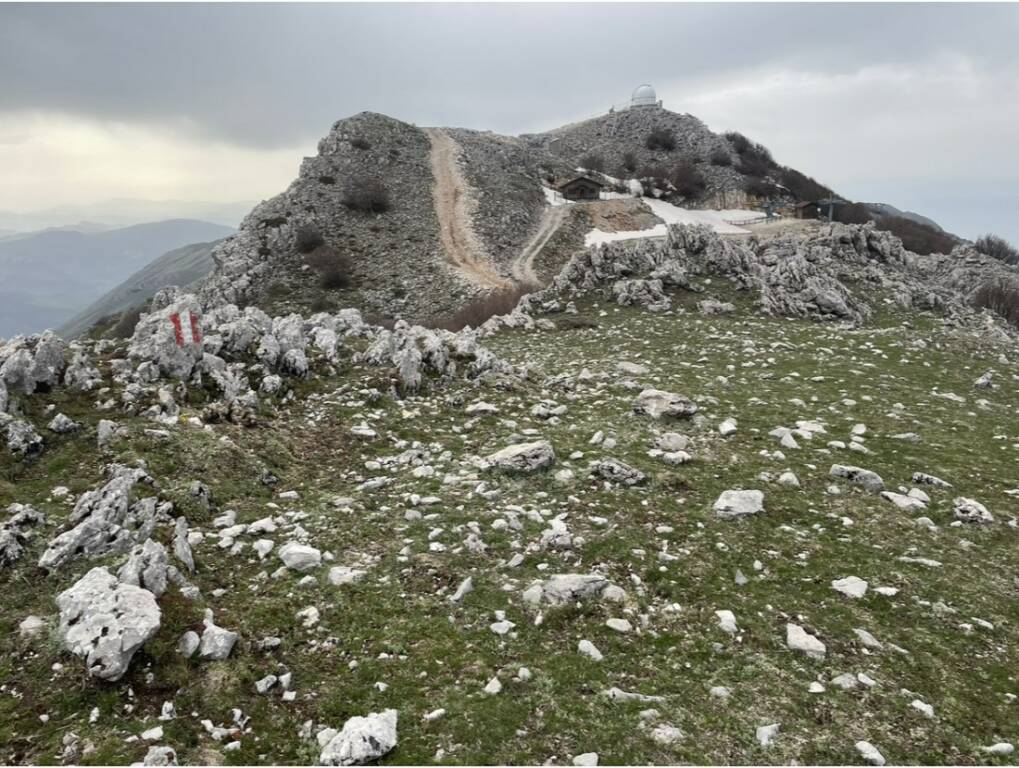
[425, 128, 511, 290]
[513, 204, 567, 285]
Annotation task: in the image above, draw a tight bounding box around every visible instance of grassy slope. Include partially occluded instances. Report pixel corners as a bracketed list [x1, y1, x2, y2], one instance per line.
[2, 283, 1018, 765]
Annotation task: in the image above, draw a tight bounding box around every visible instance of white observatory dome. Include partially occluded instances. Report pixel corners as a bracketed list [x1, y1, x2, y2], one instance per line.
[631, 84, 658, 107]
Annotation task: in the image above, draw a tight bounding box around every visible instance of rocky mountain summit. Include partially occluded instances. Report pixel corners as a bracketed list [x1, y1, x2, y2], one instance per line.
[187, 103, 847, 328]
[195, 112, 575, 324]
[2, 215, 1019, 764]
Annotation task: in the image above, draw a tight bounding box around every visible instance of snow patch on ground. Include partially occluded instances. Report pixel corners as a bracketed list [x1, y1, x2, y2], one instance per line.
[584, 200, 765, 246]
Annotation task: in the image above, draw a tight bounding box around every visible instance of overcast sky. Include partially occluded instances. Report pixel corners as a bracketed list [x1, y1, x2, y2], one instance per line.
[1, 2, 1017, 242]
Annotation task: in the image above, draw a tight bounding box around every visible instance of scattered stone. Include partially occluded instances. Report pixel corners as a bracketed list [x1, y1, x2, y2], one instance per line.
[855, 740, 886, 766]
[713, 490, 764, 519]
[953, 497, 993, 524]
[450, 576, 474, 603]
[756, 723, 780, 747]
[329, 566, 367, 586]
[521, 574, 620, 608]
[143, 746, 178, 766]
[589, 458, 646, 486]
[831, 576, 868, 599]
[829, 464, 884, 493]
[578, 639, 603, 661]
[911, 472, 952, 488]
[198, 611, 238, 661]
[601, 687, 663, 704]
[319, 709, 398, 766]
[278, 542, 322, 572]
[715, 609, 738, 635]
[633, 389, 698, 420]
[484, 441, 555, 473]
[606, 618, 632, 633]
[786, 623, 826, 659]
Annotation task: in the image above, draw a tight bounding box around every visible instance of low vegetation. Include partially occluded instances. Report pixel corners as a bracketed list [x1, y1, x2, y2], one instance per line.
[294, 225, 325, 254]
[709, 149, 732, 167]
[876, 215, 956, 256]
[973, 280, 1019, 327]
[645, 127, 677, 152]
[974, 234, 1019, 266]
[305, 246, 354, 291]
[580, 153, 605, 173]
[342, 177, 391, 214]
[669, 157, 707, 200]
[429, 283, 537, 331]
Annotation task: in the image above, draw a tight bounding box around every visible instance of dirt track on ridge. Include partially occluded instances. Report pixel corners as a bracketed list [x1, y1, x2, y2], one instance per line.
[425, 128, 511, 290]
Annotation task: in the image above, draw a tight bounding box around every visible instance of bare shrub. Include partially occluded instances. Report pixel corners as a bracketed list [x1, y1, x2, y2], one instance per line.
[295, 225, 325, 254]
[834, 203, 873, 225]
[669, 158, 706, 200]
[580, 153, 605, 173]
[430, 283, 538, 331]
[736, 148, 775, 179]
[310, 295, 337, 313]
[342, 177, 391, 213]
[556, 315, 598, 331]
[724, 131, 752, 154]
[743, 176, 776, 198]
[876, 215, 956, 256]
[621, 151, 638, 172]
[637, 164, 669, 195]
[646, 127, 676, 152]
[974, 234, 1019, 266]
[306, 247, 353, 290]
[350, 137, 371, 150]
[973, 280, 1019, 327]
[779, 167, 831, 201]
[106, 305, 143, 339]
[725, 131, 776, 177]
[709, 149, 732, 167]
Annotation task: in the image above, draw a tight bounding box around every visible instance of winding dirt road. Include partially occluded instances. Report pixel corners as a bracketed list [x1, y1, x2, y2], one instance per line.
[425, 128, 511, 290]
[512, 205, 566, 286]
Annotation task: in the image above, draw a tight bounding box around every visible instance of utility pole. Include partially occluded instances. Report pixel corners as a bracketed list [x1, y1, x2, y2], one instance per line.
[819, 194, 839, 222]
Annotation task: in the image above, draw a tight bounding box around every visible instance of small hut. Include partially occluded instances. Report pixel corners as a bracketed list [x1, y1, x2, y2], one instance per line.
[556, 175, 604, 202]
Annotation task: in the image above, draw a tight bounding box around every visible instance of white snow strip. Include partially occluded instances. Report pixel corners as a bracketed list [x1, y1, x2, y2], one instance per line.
[643, 199, 759, 234]
[585, 225, 669, 246]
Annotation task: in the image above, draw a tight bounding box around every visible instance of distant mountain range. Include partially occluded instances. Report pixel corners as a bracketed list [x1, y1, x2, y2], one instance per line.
[864, 203, 946, 233]
[57, 239, 223, 339]
[0, 199, 254, 232]
[0, 219, 234, 338]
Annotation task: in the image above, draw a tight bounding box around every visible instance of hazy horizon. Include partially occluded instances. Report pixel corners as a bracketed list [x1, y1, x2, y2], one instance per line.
[2, 3, 1018, 242]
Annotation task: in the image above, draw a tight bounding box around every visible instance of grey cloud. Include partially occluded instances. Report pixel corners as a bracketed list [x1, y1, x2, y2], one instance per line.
[2, 3, 1016, 146]
[1, 3, 1018, 242]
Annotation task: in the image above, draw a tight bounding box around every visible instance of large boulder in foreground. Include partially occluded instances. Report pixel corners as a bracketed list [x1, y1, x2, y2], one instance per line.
[484, 440, 555, 473]
[319, 709, 398, 766]
[56, 566, 161, 681]
[38, 465, 158, 571]
[633, 389, 698, 420]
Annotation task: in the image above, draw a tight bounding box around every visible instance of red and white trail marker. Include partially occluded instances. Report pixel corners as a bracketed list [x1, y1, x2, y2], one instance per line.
[169, 310, 203, 348]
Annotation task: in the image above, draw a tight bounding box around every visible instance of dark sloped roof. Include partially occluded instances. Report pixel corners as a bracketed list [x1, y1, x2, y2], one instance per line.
[555, 175, 606, 191]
